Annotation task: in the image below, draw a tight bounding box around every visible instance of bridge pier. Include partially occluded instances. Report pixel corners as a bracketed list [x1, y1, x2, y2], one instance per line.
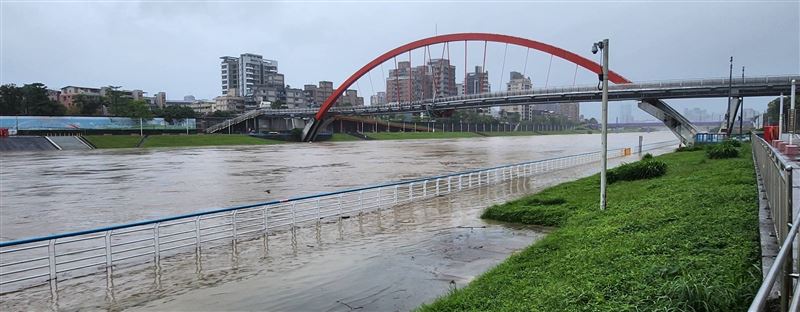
[638, 99, 698, 145]
[719, 97, 743, 135]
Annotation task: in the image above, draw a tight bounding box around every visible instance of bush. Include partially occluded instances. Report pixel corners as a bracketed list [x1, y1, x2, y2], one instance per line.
[706, 144, 739, 159]
[721, 139, 741, 147]
[677, 145, 704, 152]
[608, 159, 668, 183]
[642, 153, 654, 160]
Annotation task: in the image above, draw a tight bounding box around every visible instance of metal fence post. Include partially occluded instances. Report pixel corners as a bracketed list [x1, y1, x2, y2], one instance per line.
[436, 178, 440, 196]
[359, 190, 364, 213]
[292, 202, 297, 225]
[447, 177, 452, 193]
[194, 217, 201, 250]
[783, 167, 794, 312]
[48, 239, 57, 283]
[105, 231, 113, 268]
[232, 211, 238, 241]
[153, 224, 161, 263]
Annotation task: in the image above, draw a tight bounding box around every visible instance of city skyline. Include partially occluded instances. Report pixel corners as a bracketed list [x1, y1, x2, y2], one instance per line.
[2, 1, 798, 120]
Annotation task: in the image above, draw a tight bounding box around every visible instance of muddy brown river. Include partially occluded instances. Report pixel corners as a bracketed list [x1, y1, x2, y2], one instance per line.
[0, 132, 678, 311]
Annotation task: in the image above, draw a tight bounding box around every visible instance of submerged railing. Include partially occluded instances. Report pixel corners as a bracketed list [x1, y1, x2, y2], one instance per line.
[0, 140, 676, 294]
[749, 133, 799, 312]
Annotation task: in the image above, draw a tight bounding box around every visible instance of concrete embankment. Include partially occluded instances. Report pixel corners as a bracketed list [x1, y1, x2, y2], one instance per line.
[0, 136, 58, 151]
[47, 136, 94, 150]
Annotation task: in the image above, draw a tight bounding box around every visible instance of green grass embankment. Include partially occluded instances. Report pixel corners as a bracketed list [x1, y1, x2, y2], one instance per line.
[328, 133, 362, 141]
[85, 134, 283, 148]
[476, 130, 592, 137]
[83, 135, 142, 148]
[141, 135, 283, 147]
[421, 146, 760, 311]
[365, 132, 482, 140]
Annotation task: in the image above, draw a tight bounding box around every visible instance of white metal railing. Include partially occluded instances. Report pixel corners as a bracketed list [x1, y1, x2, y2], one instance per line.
[749, 133, 799, 312]
[0, 140, 676, 294]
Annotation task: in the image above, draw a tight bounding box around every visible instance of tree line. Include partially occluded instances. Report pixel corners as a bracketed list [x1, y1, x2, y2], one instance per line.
[0, 83, 197, 122]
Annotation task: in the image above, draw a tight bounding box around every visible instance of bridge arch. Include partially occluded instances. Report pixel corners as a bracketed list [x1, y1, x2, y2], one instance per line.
[314, 32, 632, 121]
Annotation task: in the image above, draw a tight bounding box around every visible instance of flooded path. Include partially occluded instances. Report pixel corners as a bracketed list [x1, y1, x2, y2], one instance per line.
[0, 132, 678, 311]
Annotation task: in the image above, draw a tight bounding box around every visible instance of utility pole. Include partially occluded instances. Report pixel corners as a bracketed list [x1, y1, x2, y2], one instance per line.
[727, 56, 733, 136]
[593, 39, 609, 211]
[739, 66, 744, 137]
[779, 93, 784, 138]
[791, 79, 797, 145]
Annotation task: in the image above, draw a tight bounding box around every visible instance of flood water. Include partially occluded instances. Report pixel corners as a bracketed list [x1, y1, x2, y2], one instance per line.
[0, 131, 678, 311]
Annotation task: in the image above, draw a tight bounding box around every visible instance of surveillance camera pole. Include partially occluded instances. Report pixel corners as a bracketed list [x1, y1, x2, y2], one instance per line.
[599, 39, 609, 211]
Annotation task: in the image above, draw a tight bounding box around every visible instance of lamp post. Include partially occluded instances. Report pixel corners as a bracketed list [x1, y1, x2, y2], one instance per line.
[593, 39, 609, 211]
[791, 79, 797, 145]
[739, 66, 744, 138]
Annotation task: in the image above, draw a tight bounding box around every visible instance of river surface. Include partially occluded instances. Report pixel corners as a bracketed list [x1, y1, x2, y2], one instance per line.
[0, 131, 678, 311]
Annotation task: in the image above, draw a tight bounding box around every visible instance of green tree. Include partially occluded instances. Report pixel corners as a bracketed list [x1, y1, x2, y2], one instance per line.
[21, 83, 64, 116]
[104, 86, 131, 116]
[157, 105, 196, 123]
[70, 94, 103, 116]
[0, 84, 23, 115]
[127, 99, 153, 119]
[766, 95, 800, 126]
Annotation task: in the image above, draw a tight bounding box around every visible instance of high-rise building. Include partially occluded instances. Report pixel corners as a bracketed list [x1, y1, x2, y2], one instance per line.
[220, 56, 239, 95]
[386, 61, 433, 103]
[303, 81, 363, 107]
[532, 103, 580, 122]
[464, 66, 490, 95]
[505, 71, 533, 120]
[154, 92, 167, 109]
[220, 53, 280, 97]
[370, 91, 387, 106]
[428, 59, 457, 98]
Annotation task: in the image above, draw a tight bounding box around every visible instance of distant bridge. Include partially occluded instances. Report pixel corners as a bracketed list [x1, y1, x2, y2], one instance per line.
[207, 75, 797, 138]
[204, 32, 797, 144]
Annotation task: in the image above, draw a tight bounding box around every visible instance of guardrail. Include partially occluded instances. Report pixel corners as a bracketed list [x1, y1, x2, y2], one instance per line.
[749, 133, 799, 312]
[0, 140, 677, 294]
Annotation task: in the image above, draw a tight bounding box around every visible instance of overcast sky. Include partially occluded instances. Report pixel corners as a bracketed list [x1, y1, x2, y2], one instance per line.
[2, 1, 799, 120]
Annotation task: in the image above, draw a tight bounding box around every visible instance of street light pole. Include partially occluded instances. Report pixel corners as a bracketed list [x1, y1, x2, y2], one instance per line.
[739, 66, 744, 137]
[791, 79, 797, 145]
[593, 39, 609, 211]
[727, 56, 733, 136]
[779, 93, 784, 138]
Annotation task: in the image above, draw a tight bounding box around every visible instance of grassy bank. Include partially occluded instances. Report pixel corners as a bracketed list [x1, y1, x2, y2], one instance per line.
[477, 130, 594, 137]
[142, 134, 283, 147]
[83, 135, 142, 148]
[85, 134, 283, 148]
[365, 131, 482, 140]
[421, 146, 760, 311]
[328, 133, 362, 141]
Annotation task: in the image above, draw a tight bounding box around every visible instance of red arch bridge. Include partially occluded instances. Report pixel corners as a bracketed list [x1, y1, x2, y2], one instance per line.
[205, 33, 798, 144]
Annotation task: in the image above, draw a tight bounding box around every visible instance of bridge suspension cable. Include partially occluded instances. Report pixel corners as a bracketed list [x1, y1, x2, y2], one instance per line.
[523, 47, 530, 79]
[499, 43, 508, 89]
[545, 54, 553, 88]
[572, 64, 579, 86]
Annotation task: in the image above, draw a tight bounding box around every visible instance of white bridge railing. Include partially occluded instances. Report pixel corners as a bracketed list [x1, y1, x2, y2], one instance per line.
[0, 140, 676, 294]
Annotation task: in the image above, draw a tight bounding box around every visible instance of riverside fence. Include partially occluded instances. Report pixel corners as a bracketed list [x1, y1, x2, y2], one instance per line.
[0, 140, 676, 294]
[749, 134, 800, 312]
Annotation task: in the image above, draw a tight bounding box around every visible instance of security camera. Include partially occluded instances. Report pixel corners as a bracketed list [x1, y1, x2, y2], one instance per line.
[591, 43, 599, 54]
